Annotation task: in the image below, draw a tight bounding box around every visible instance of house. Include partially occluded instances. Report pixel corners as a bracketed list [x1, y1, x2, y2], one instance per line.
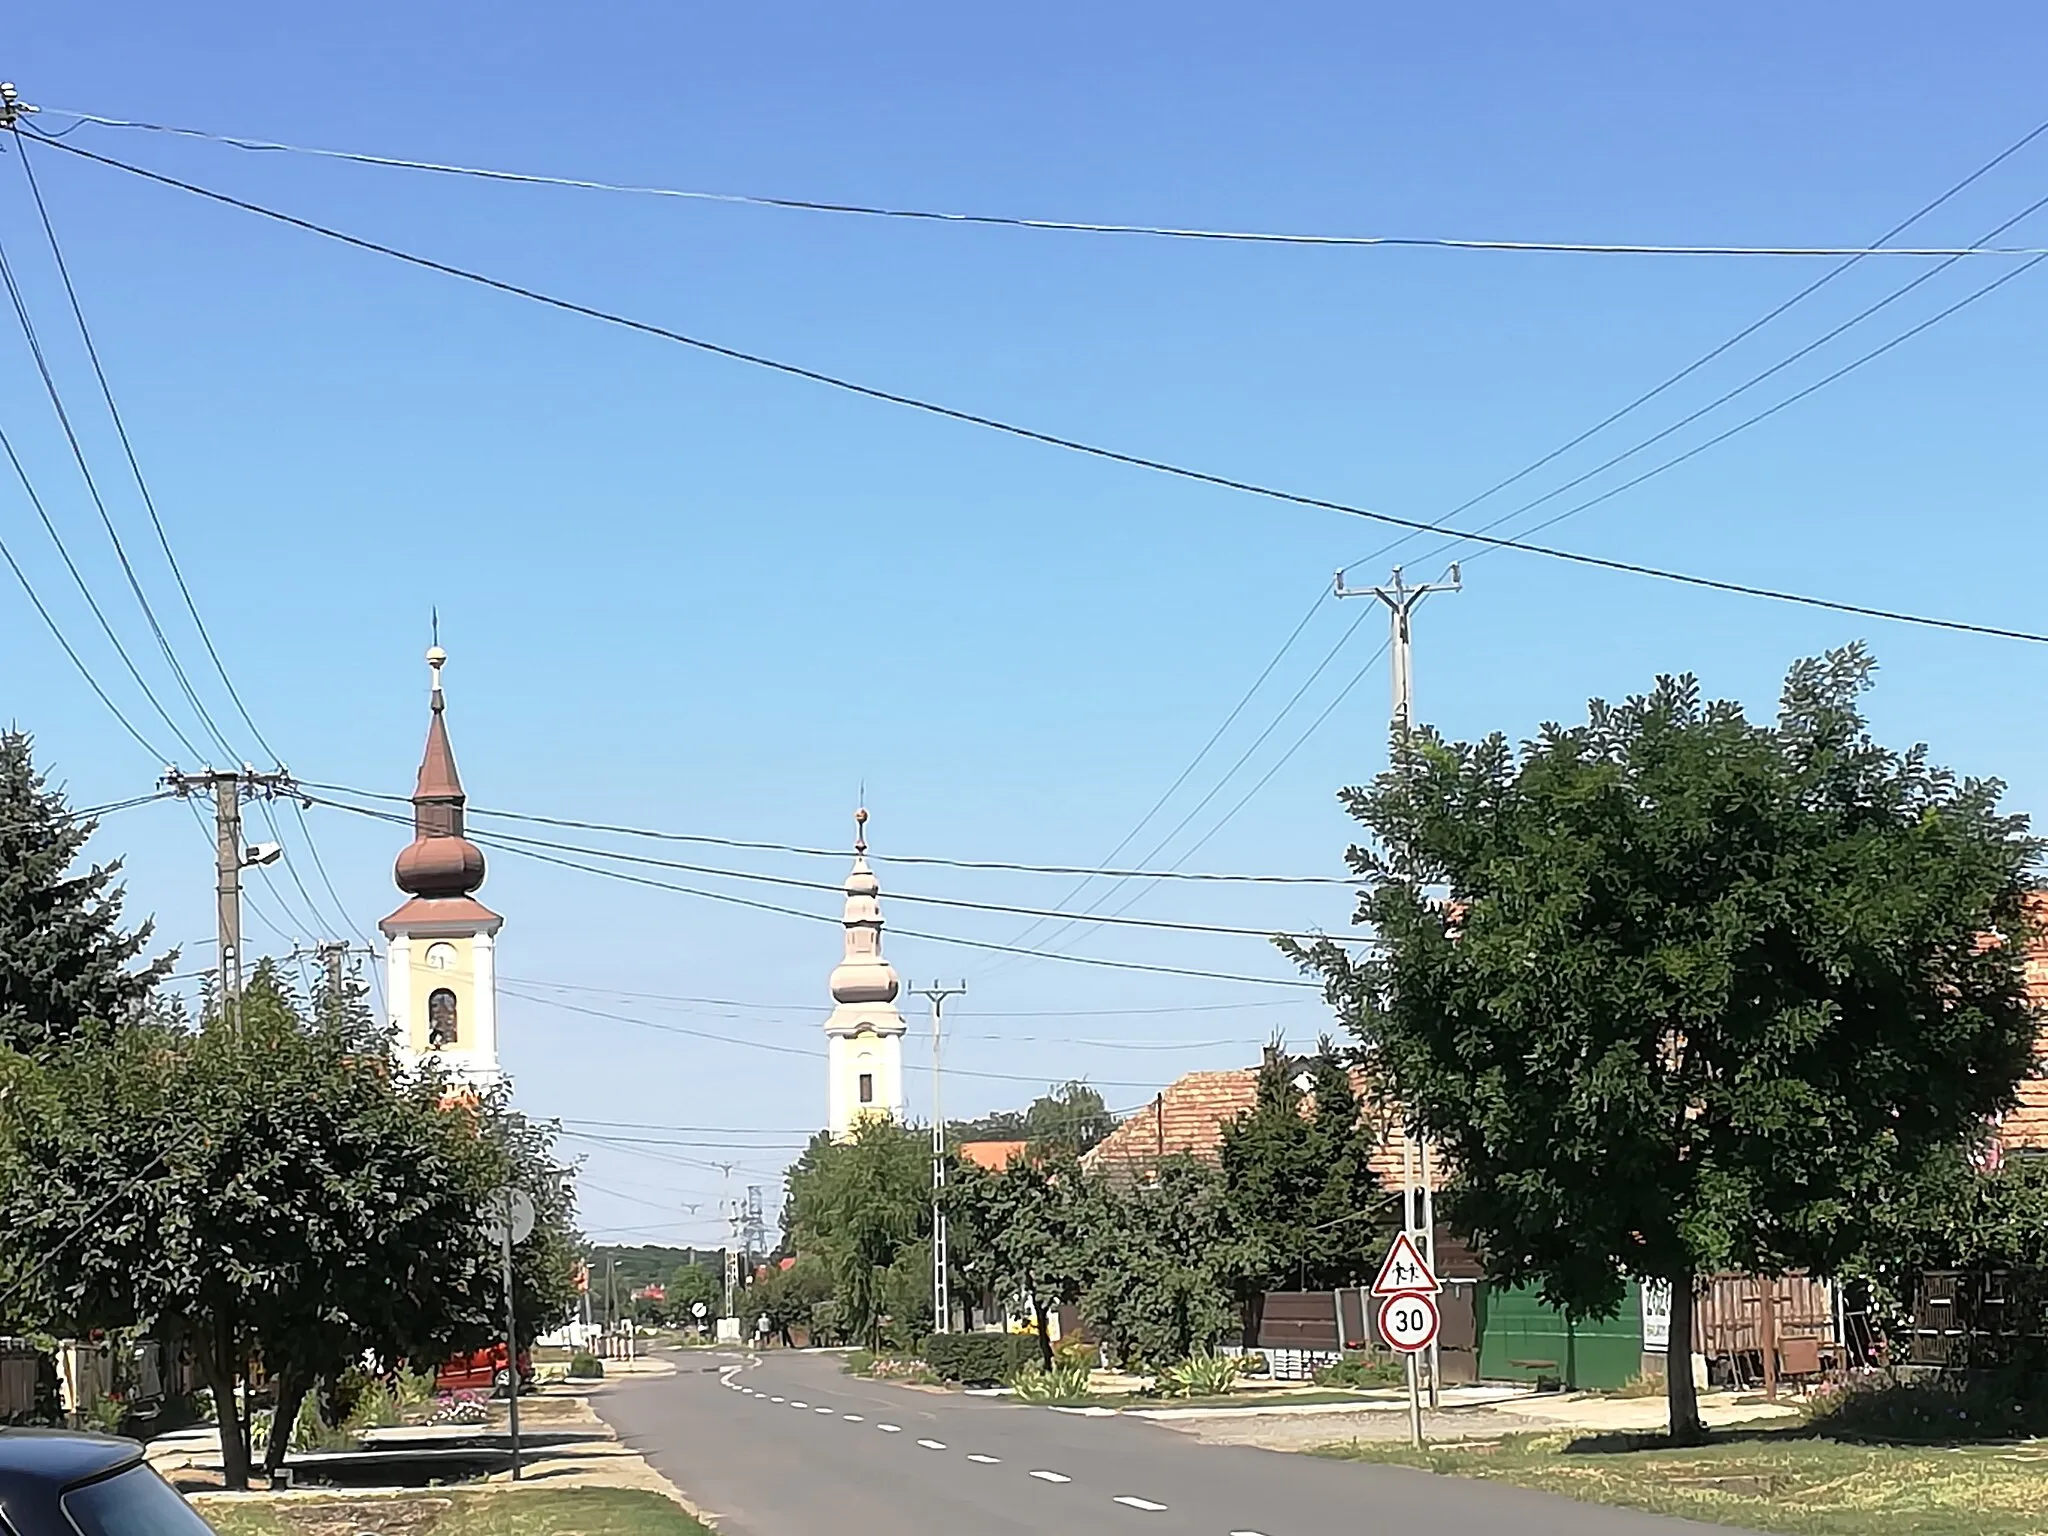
[1991, 891, 2048, 1160]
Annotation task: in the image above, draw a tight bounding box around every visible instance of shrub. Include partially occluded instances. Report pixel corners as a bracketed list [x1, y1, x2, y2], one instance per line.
[428, 1392, 491, 1427]
[1805, 1370, 2048, 1443]
[1053, 1334, 1101, 1369]
[921, 1332, 1039, 1384]
[1238, 1351, 1270, 1377]
[1313, 1351, 1405, 1389]
[1152, 1350, 1243, 1399]
[1011, 1360, 1095, 1404]
[843, 1349, 876, 1377]
[567, 1352, 604, 1380]
[344, 1379, 403, 1431]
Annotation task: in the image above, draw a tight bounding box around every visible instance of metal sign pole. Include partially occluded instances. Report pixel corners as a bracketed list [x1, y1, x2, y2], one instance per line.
[1405, 1348, 1423, 1448]
[501, 1218, 522, 1481]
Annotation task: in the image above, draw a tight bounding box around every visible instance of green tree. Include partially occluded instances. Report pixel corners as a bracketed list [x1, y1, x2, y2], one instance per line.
[665, 1262, 722, 1326]
[784, 1119, 932, 1347]
[948, 1150, 1104, 1367]
[1023, 1081, 1116, 1156]
[0, 963, 574, 1486]
[0, 730, 170, 1053]
[1289, 648, 2040, 1440]
[1080, 1156, 1249, 1369]
[1218, 1041, 1395, 1323]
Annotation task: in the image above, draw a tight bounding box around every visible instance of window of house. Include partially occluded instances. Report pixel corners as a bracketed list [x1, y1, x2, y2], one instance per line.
[858, 1073, 874, 1104]
[428, 988, 459, 1048]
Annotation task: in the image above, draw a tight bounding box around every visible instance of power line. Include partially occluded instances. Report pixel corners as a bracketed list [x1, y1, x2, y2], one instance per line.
[1348, 111, 2048, 577]
[499, 972, 1312, 1018]
[12, 134, 284, 763]
[0, 206, 235, 760]
[39, 109, 2048, 260]
[296, 780, 1351, 885]
[38, 134, 2048, 647]
[1413, 194, 2048, 572]
[305, 793, 1328, 987]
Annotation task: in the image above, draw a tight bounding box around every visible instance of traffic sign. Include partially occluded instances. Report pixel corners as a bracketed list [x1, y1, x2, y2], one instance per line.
[1370, 1231, 1440, 1297]
[1378, 1292, 1441, 1354]
[484, 1187, 536, 1247]
[692, 1301, 708, 1319]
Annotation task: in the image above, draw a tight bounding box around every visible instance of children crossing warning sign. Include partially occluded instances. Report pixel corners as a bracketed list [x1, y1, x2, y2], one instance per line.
[1370, 1231, 1441, 1297]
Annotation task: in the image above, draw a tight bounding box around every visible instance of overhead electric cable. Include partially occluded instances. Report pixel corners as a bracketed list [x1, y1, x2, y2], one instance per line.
[303, 790, 1353, 954]
[37, 135, 2048, 647]
[39, 110, 2048, 259]
[497, 973, 1309, 1017]
[0, 218, 235, 760]
[1347, 110, 2048, 575]
[12, 133, 285, 764]
[296, 780, 1351, 884]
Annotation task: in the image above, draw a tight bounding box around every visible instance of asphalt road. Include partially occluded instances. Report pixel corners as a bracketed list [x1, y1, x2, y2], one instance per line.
[594, 1349, 1733, 1536]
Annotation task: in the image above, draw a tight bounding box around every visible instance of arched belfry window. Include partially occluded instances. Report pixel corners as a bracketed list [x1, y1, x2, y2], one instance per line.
[428, 988, 459, 1049]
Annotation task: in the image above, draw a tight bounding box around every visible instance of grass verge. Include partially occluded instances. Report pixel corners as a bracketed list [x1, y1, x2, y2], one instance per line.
[1316, 1428, 2048, 1536]
[204, 1488, 712, 1536]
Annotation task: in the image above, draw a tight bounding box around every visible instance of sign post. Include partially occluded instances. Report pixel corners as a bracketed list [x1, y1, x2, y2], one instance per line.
[484, 1188, 537, 1481]
[1372, 1232, 1443, 1449]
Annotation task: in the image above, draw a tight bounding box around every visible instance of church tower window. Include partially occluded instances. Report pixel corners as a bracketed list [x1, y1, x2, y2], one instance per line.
[428, 988, 459, 1048]
[859, 1073, 874, 1105]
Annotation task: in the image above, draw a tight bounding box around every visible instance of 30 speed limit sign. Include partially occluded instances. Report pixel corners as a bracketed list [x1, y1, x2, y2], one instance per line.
[1377, 1292, 1441, 1353]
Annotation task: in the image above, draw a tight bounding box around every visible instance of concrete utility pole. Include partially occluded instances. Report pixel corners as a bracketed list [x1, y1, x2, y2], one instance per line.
[912, 981, 966, 1335]
[163, 768, 291, 1020]
[1334, 563, 1461, 1406]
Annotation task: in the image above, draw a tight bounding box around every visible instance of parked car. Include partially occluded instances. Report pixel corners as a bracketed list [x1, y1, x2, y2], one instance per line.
[0, 1429, 219, 1536]
[435, 1345, 534, 1396]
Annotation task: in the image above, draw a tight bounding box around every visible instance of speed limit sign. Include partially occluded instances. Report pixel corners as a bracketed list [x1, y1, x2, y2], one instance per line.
[1378, 1292, 1441, 1353]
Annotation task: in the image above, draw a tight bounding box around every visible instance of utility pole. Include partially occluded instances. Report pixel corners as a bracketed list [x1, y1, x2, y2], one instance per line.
[911, 981, 966, 1335]
[1334, 563, 1461, 1407]
[163, 767, 290, 1020]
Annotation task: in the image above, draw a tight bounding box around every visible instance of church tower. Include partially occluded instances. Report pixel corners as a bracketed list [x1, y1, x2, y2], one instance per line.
[380, 646, 504, 1088]
[824, 808, 906, 1138]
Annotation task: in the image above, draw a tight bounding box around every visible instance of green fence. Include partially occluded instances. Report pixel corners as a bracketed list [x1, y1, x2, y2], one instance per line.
[1475, 1281, 1644, 1390]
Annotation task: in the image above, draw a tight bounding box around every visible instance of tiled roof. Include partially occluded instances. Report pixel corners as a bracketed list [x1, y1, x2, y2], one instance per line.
[1080, 1065, 1439, 1192]
[1993, 892, 2048, 1155]
[957, 1139, 1030, 1172]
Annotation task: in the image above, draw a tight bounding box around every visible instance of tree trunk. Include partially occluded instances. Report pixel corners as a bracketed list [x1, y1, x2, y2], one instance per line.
[1033, 1298, 1053, 1371]
[194, 1320, 250, 1490]
[1664, 1271, 1705, 1445]
[263, 1371, 311, 1477]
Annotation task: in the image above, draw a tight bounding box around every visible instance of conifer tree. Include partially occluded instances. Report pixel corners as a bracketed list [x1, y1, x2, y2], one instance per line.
[0, 730, 170, 1053]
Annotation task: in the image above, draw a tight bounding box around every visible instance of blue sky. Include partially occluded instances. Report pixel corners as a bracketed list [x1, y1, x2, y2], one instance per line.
[7, 2, 2048, 1244]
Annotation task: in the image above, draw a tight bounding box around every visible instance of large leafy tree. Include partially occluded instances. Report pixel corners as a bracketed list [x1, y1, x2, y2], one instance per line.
[0, 730, 170, 1053]
[783, 1118, 934, 1347]
[950, 1080, 1116, 1156]
[1218, 1041, 1395, 1322]
[0, 963, 574, 1486]
[948, 1150, 1104, 1367]
[1289, 647, 2040, 1440]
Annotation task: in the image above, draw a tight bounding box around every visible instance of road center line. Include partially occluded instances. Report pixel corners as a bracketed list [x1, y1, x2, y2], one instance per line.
[1030, 1470, 1072, 1483]
[843, 1413, 864, 1421]
[877, 1424, 901, 1433]
[815, 1407, 834, 1414]
[967, 1454, 1000, 1464]
[769, 1396, 784, 1403]
[917, 1439, 947, 1450]
[1113, 1497, 1169, 1512]
[791, 1401, 809, 1409]
[1229, 1529, 1270, 1535]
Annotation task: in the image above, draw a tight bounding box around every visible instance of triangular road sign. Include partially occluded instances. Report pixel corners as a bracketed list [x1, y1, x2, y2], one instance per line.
[1371, 1230, 1441, 1297]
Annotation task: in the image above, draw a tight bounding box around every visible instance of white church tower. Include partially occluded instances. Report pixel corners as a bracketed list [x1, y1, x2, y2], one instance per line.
[380, 646, 505, 1090]
[824, 807, 906, 1138]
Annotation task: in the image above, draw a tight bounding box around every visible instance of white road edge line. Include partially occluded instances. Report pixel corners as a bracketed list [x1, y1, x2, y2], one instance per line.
[1030, 1471, 1072, 1483]
[967, 1454, 1000, 1464]
[1114, 1497, 1169, 1512]
[917, 1439, 947, 1450]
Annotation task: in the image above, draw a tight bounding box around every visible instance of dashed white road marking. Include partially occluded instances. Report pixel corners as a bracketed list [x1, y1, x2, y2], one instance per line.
[1030, 1470, 1072, 1483]
[967, 1454, 1000, 1464]
[770, 1396, 785, 1403]
[791, 1401, 809, 1409]
[1114, 1497, 1169, 1512]
[1229, 1530, 1269, 1535]
[878, 1424, 901, 1433]
[843, 1413, 864, 1421]
[917, 1438, 947, 1450]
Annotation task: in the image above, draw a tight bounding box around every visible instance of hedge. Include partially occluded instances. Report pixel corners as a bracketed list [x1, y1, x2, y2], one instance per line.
[921, 1332, 1039, 1384]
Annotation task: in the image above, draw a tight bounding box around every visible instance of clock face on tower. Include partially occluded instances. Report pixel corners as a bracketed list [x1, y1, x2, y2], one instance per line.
[424, 942, 457, 972]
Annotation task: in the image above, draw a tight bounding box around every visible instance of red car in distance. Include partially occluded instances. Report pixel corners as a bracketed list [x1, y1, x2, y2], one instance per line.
[435, 1344, 534, 1395]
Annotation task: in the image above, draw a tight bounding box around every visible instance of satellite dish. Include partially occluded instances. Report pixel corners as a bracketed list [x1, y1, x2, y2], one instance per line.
[484, 1187, 537, 1247]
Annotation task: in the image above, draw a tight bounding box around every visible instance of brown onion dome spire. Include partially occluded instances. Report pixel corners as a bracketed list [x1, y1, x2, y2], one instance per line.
[393, 645, 487, 899]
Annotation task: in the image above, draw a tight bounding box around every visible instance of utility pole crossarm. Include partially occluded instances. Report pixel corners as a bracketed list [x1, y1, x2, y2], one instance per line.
[161, 766, 297, 1019]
